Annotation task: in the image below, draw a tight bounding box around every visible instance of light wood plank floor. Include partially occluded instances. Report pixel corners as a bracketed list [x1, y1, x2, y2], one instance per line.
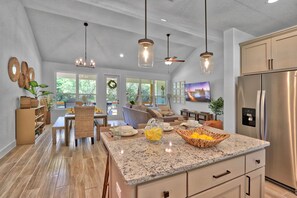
[0, 124, 296, 198]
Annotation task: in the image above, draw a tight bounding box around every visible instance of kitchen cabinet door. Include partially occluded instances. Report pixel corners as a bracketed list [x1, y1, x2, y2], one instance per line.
[246, 167, 265, 198]
[190, 176, 245, 198]
[241, 39, 271, 75]
[272, 30, 297, 70]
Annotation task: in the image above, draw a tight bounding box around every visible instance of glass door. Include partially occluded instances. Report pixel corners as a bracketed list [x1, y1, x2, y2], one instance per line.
[105, 75, 120, 119]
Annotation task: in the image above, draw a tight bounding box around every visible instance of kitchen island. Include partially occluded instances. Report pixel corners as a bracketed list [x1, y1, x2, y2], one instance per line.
[102, 126, 269, 198]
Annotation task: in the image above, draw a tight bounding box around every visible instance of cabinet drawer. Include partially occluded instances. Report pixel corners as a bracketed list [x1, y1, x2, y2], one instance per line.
[188, 156, 245, 196]
[189, 176, 245, 198]
[137, 173, 186, 198]
[246, 149, 265, 173]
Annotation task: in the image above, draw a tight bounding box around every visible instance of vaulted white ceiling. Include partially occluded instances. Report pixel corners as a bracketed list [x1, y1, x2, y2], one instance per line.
[22, 0, 297, 73]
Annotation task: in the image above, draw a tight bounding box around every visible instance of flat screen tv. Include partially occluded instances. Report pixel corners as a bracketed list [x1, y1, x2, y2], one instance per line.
[185, 81, 211, 102]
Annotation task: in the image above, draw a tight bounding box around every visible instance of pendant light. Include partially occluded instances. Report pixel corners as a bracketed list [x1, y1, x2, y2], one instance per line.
[75, 22, 95, 68]
[200, 0, 213, 74]
[138, 0, 154, 68]
[165, 34, 173, 66]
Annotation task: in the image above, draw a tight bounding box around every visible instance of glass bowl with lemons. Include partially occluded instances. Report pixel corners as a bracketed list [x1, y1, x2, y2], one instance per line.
[144, 118, 163, 143]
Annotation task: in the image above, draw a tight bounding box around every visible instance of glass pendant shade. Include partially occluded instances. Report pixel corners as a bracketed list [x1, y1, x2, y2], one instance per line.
[200, 52, 214, 74]
[138, 38, 154, 68]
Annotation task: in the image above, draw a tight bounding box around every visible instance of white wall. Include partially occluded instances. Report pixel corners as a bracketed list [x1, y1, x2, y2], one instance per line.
[223, 28, 254, 133]
[42, 61, 170, 122]
[170, 42, 224, 120]
[0, 0, 42, 158]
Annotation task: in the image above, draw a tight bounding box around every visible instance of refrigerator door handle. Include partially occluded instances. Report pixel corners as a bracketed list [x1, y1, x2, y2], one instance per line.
[260, 90, 267, 140]
[256, 90, 261, 139]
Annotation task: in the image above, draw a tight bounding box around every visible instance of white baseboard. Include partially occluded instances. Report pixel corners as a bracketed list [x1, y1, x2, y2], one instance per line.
[0, 141, 16, 159]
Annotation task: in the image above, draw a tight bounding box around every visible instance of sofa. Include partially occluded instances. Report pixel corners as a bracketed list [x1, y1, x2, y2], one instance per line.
[122, 105, 183, 128]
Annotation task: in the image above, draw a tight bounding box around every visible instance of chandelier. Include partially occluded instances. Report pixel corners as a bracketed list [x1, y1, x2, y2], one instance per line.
[75, 22, 95, 68]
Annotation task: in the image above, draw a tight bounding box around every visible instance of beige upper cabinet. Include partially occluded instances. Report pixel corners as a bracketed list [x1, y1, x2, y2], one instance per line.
[272, 30, 297, 70]
[241, 39, 271, 75]
[241, 27, 297, 75]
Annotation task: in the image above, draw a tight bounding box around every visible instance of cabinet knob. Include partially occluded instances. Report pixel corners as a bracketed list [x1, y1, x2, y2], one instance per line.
[255, 159, 261, 164]
[163, 191, 169, 198]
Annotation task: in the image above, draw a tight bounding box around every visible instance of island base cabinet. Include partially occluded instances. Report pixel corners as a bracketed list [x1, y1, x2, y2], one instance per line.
[189, 176, 245, 198]
[137, 173, 187, 198]
[246, 167, 265, 198]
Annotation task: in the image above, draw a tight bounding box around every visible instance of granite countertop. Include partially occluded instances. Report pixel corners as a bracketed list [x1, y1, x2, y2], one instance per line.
[102, 126, 270, 185]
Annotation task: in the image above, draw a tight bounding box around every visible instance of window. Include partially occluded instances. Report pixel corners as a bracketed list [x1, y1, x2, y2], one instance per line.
[78, 74, 96, 105]
[106, 76, 119, 116]
[155, 80, 166, 105]
[172, 81, 185, 104]
[141, 79, 153, 104]
[56, 73, 76, 108]
[126, 78, 140, 103]
[126, 78, 166, 106]
[56, 72, 96, 108]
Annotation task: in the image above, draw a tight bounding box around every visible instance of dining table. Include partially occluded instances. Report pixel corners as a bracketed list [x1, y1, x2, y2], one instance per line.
[64, 113, 108, 146]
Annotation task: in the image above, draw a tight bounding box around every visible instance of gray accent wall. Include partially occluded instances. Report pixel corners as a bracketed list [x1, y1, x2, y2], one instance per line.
[0, 0, 42, 158]
[170, 42, 224, 120]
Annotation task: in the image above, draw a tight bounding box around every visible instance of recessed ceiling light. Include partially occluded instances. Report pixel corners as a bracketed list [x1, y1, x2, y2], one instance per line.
[267, 0, 279, 3]
[120, 53, 124, 58]
[161, 18, 167, 22]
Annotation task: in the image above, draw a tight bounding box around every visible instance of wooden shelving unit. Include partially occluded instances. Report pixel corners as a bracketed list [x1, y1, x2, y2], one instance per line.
[180, 109, 213, 123]
[16, 105, 45, 145]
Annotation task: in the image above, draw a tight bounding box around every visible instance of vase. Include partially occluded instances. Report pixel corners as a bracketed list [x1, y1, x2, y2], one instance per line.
[46, 111, 51, 124]
[20, 96, 31, 109]
[30, 98, 39, 108]
[144, 118, 163, 143]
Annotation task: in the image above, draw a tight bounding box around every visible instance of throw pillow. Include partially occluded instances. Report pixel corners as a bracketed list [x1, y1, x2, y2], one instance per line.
[147, 108, 163, 118]
[147, 108, 157, 118]
[132, 105, 147, 111]
[152, 109, 163, 118]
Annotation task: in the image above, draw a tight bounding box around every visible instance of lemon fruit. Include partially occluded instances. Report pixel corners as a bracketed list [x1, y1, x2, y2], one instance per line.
[190, 132, 214, 141]
[145, 127, 163, 141]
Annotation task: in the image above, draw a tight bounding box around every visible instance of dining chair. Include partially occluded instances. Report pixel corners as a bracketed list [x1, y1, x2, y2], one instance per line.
[74, 106, 95, 146]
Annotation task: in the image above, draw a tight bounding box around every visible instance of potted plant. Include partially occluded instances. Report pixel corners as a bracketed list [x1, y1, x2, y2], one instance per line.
[25, 81, 53, 108]
[46, 95, 54, 124]
[161, 85, 165, 97]
[205, 97, 224, 129]
[129, 100, 135, 108]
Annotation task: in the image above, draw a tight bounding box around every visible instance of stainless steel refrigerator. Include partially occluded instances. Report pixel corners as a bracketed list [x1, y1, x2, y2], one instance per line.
[236, 71, 297, 193]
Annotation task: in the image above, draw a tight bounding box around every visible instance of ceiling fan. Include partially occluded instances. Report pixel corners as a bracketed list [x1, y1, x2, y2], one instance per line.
[164, 34, 185, 65]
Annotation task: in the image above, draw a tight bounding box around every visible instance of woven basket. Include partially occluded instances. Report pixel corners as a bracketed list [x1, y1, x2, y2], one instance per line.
[30, 98, 39, 108]
[20, 96, 31, 109]
[176, 127, 230, 148]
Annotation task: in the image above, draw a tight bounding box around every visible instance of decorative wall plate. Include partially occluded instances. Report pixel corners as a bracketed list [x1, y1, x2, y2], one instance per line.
[8, 57, 20, 82]
[28, 67, 35, 81]
[21, 61, 28, 75]
[18, 73, 25, 88]
[25, 75, 30, 89]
